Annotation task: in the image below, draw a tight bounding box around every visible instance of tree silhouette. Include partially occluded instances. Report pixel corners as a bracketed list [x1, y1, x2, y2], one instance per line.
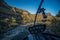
[56, 10, 60, 17]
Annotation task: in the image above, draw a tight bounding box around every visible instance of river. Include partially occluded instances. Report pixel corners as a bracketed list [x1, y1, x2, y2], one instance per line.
[0, 23, 60, 40]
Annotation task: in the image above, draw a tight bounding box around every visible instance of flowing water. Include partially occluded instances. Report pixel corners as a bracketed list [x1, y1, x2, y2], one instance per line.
[0, 23, 60, 40]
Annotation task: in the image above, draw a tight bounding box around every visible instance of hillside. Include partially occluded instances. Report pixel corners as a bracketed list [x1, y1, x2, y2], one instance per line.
[0, 0, 54, 29]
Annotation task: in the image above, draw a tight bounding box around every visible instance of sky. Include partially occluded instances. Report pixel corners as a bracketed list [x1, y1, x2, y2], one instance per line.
[5, 0, 60, 16]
